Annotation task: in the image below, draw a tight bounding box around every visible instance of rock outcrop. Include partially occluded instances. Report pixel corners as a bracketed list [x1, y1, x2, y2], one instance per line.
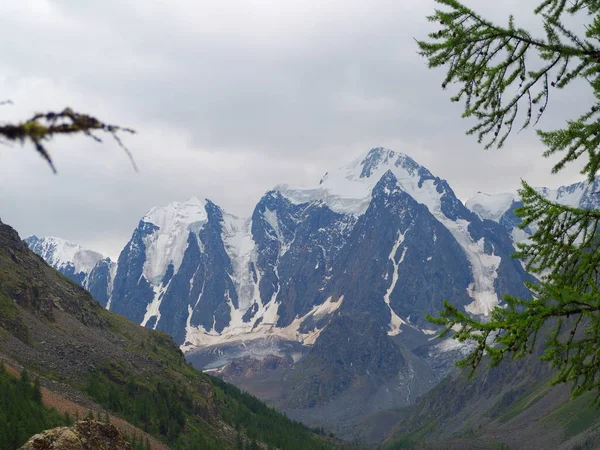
[21, 420, 133, 450]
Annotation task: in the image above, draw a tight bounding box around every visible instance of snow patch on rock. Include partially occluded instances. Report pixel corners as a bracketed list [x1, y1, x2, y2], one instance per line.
[181, 295, 344, 352]
[141, 197, 208, 284]
[222, 214, 261, 311]
[384, 229, 409, 336]
[466, 192, 516, 221]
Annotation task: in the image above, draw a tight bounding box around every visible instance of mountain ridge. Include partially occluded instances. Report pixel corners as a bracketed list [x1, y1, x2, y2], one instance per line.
[24, 146, 533, 436]
[29, 147, 530, 343]
[466, 177, 600, 242]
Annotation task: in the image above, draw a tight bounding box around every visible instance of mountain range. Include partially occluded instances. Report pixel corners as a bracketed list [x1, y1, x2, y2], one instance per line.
[18, 147, 600, 447]
[24, 147, 549, 437]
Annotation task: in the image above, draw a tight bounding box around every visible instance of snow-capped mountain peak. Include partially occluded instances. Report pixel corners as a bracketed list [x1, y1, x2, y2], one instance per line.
[466, 191, 516, 222]
[465, 178, 600, 249]
[359, 147, 432, 180]
[273, 148, 518, 318]
[26, 146, 536, 424]
[29, 148, 531, 342]
[143, 196, 208, 229]
[24, 146, 540, 426]
[25, 235, 116, 309]
[25, 235, 104, 275]
[466, 177, 600, 224]
[276, 147, 439, 216]
[141, 196, 209, 284]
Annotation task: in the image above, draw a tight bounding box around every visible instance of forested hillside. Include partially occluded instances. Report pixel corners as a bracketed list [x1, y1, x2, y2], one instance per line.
[0, 218, 336, 450]
[0, 364, 71, 449]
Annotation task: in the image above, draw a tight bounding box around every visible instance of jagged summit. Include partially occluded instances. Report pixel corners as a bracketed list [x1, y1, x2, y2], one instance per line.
[359, 147, 397, 178]
[358, 147, 432, 180]
[276, 147, 441, 216]
[142, 196, 208, 225]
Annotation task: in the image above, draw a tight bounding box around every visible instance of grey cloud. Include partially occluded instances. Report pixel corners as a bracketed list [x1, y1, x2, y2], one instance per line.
[0, 0, 592, 258]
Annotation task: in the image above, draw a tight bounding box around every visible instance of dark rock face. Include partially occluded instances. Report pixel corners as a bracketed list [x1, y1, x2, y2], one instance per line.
[155, 201, 238, 342]
[108, 201, 242, 344]
[287, 313, 407, 408]
[327, 172, 471, 328]
[249, 190, 356, 329]
[85, 259, 113, 308]
[57, 263, 87, 286]
[251, 191, 307, 308]
[498, 200, 525, 232]
[110, 221, 157, 324]
[272, 204, 354, 328]
[189, 200, 238, 332]
[154, 231, 202, 344]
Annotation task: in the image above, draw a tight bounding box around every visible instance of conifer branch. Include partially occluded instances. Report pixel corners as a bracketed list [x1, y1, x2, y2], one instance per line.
[428, 181, 600, 400]
[417, 0, 600, 179]
[0, 108, 136, 173]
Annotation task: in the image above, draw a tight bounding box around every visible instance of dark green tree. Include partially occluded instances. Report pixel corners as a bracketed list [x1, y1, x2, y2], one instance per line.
[19, 368, 31, 397]
[236, 430, 245, 450]
[0, 367, 69, 448]
[418, 0, 600, 400]
[19, 368, 30, 385]
[33, 376, 42, 404]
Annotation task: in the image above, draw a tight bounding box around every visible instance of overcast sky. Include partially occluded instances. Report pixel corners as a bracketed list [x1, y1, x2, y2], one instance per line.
[0, 0, 591, 259]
